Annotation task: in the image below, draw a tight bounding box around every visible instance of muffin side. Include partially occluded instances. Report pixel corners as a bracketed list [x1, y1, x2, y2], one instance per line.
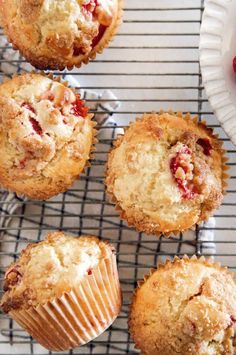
[129, 256, 236, 355]
[106, 112, 228, 235]
[0, 0, 124, 70]
[0, 232, 114, 311]
[0, 73, 96, 200]
[0, 232, 122, 351]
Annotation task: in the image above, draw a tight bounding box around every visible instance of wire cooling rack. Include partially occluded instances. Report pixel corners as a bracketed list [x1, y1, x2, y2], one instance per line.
[1, 1, 236, 354]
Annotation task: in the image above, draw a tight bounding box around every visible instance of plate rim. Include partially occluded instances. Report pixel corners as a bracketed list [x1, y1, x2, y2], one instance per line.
[199, 0, 236, 146]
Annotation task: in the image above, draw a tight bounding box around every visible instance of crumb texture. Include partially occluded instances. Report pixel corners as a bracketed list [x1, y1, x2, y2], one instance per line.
[106, 113, 225, 234]
[1, 232, 113, 311]
[0, 0, 121, 69]
[0, 73, 94, 199]
[129, 257, 236, 355]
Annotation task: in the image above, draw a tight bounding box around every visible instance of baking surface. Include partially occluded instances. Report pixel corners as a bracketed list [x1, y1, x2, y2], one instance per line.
[0, 1, 236, 354]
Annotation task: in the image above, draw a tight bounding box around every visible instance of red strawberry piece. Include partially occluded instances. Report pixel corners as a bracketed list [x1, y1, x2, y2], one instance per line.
[230, 315, 236, 324]
[92, 24, 107, 48]
[233, 56, 236, 73]
[83, 0, 99, 14]
[4, 265, 22, 291]
[197, 138, 212, 156]
[19, 158, 27, 169]
[170, 145, 198, 200]
[29, 117, 43, 136]
[73, 46, 87, 56]
[70, 94, 89, 118]
[21, 102, 35, 114]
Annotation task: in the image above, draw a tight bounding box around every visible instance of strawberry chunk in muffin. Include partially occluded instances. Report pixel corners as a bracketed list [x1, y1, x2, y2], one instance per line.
[170, 144, 197, 199]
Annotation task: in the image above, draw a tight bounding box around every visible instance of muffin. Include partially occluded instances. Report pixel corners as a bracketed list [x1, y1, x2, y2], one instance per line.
[106, 112, 228, 235]
[0, 0, 123, 70]
[0, 73, 96, 200]
[129, 256, 236, 355]
[0, 232, 122, 351]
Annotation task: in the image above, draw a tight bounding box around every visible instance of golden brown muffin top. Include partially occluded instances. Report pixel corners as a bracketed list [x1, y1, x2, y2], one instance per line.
[1, 232, 114, 312]
[129, 257, 236, 355]
[106, 112, 226, 235]
[0, 73, 94, 200]
[0, 0, 121, 69]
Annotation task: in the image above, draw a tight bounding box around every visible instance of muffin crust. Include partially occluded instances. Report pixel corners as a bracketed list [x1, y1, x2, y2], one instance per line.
[0, 73, 95, 200]
[106, 112, 227, 235]
[129, 256, 236, 355]
[1, 232, 114, 311]
[0, 0, 123, 70]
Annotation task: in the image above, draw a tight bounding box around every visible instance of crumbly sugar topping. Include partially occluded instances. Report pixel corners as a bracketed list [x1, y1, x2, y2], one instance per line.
[0, 74, 90, 179]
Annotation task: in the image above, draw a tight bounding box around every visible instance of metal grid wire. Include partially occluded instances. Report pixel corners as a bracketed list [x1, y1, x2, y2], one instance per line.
[0, 0, 236, 354]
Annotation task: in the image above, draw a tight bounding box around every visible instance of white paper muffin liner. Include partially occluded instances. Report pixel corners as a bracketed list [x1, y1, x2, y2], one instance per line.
[10, 253, 121, 351]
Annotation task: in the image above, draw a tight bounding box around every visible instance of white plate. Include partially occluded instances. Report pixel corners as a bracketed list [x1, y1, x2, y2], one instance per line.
[200, 0, 236, 145]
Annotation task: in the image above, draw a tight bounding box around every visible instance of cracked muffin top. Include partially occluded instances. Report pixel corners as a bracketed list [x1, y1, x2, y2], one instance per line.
[0, 73, 95, 200]
[0, 232, 114, 311]
[129, 257, 236, 355]
[0, 0, 123, 70]
[106, 112, 227, 235]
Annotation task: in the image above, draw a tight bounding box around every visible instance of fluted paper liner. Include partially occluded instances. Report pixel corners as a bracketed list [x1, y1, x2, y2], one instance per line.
[105, 111, 229, 238]
[10, 253, 122, 351]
